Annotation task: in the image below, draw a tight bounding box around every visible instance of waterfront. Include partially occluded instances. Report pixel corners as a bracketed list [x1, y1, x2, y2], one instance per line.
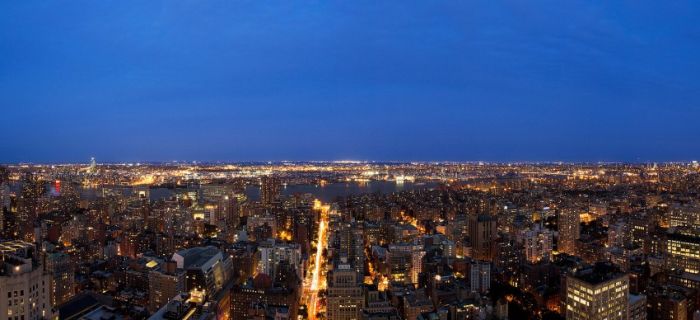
[42, 180, 440, 202]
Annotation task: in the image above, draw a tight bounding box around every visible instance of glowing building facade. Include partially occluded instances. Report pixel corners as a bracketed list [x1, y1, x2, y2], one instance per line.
[565, 264, 629, 320]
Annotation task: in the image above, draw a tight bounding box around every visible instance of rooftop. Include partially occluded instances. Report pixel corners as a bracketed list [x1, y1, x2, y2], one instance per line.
[571, 262, 626, 285]
[173, 246, 222, 270]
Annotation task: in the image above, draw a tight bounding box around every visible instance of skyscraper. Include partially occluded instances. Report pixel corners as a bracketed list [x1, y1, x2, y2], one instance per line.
[336, 222, 366, 276]
[260, 176, 281, 205]
[558, 208, 580, 255]
[469, 214, 497, 261]
[0, 182, 8, 232]
[17, 172, 44, 233]
[45, 251, 75, 306]
[411, 249, 426, 285]
[0, 166, 10, 212]
[469, 260, 491, 293]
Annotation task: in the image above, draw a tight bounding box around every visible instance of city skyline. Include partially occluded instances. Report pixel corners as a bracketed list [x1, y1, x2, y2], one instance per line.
[2, 1, 700, 163]
[2, 154, 700, 320]
[0, 0, 700, 320]
[3, 2, 700, 319]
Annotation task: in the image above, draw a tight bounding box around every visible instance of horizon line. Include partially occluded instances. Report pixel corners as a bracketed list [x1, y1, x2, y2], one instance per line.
[2, 159, 699, 166]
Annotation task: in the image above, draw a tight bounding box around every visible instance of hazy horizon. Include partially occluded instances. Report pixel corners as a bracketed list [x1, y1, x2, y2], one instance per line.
[2, 158, 698, 165]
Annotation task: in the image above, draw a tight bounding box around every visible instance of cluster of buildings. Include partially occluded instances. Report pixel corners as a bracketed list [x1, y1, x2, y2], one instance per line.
[2, 161, 700, 320]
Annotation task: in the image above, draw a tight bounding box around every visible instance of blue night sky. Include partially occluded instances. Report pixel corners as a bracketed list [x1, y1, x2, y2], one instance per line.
[1, 1, 699, 163]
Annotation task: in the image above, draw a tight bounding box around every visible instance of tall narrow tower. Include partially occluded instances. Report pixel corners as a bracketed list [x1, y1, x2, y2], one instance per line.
[558, 208, 580, 255]
[88, 157, 97, 173]
[260, 176, 281, 205]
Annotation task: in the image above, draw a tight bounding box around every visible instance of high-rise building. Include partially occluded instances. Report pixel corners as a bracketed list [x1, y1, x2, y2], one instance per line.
[410, 249, 426, 285]
[45, 251, 75, 306]
[0, 167, 6, 232]
[0, 241, 55, 320]
[335, 222, 366, 276]
[0, 181, 10, 211]
[17, 172, 44, 236]
[148, 260, 185, 312]
[646, 283, 697, 320]
[386, 243, 423, 285]
[327, 263, 364, 320]
[172, 246, 232, 298]
[495, 236, 522, 285]
[666, 229, 700, 274]
[221, 195, 240, 231]
[669, 204, 700, 229]
[260, 176, 281, 205]
[558, 208, 580, 255]
[363, 285, 395, 315]
[469, 260, 491, 293]
[468, 214, 497, 261]
[230, 276, 300, 320]
[564, 263, 629, 320]
[247, 214, 277, 241]
[0, 182, 8, 232]
[647, 285, 691, 320]
[402, 292, 434, 320]
[628, 293, 647, 320]
[386, 247, 412, 284]
[256, 239, 302, 281]
[522, 223, 553, 263]
[607, 221, 628, 249]
[0, 166, 7, 186]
